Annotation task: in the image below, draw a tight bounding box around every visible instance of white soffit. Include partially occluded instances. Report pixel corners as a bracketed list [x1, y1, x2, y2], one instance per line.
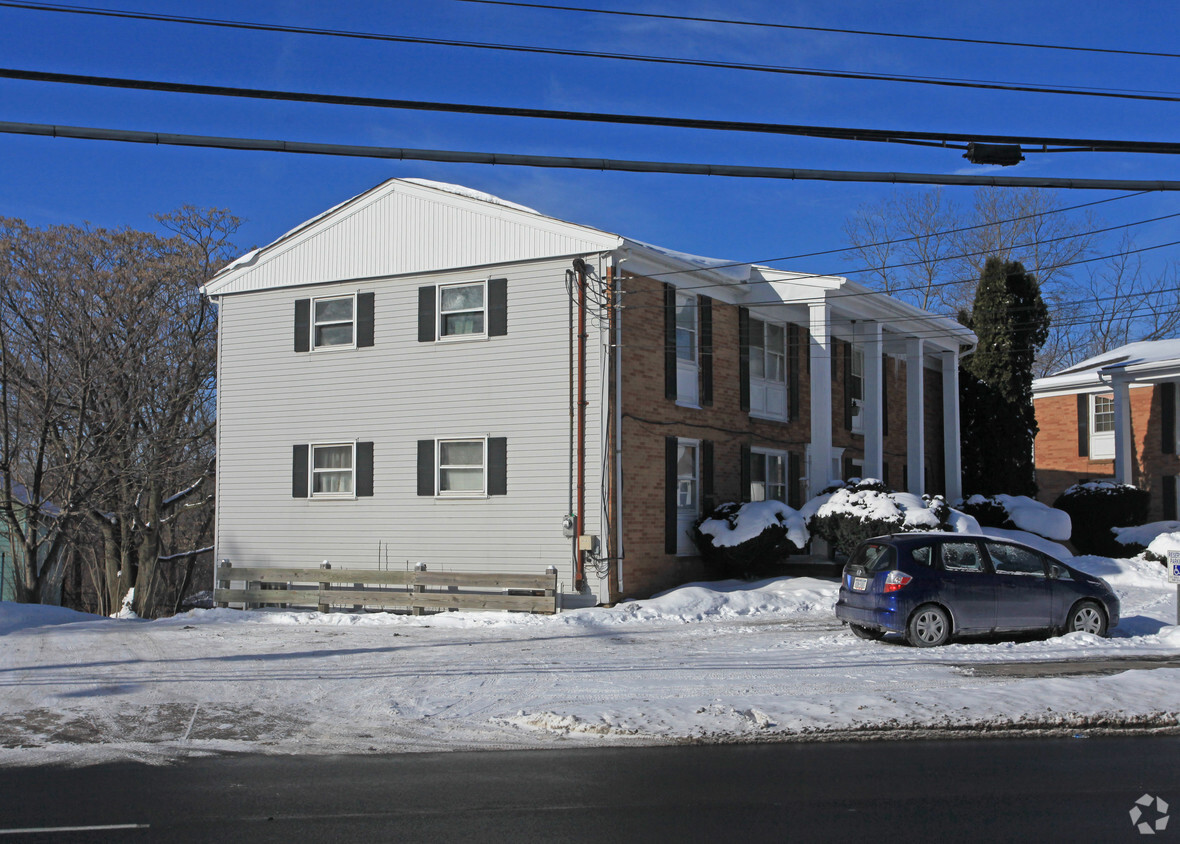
[205, 178, 622, 296]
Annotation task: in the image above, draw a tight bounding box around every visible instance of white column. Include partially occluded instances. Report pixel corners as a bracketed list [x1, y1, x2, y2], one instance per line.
[1113, 376, 1134, 484]
[906, 337, 925, 496]
[860, 321, 883, 480]
[941, 349, 962, 501]
[808, 302, 833, 496]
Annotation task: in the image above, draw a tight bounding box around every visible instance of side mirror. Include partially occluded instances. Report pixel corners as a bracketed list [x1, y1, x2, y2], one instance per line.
[1049, 564, 1066, 580]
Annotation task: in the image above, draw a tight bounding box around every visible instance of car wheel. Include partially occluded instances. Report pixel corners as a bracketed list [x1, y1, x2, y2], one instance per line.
[907, 604, 951, 647]
[849, 624, 885, 641]
[1066, 601, 1108, 637]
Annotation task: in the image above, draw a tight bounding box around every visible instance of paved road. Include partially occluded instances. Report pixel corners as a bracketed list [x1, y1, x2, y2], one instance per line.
[1, 737, 1177, 842]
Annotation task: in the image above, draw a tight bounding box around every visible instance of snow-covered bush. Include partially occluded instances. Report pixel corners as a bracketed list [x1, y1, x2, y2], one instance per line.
[694, 500, 808, 578]
[803, 479, 955, 557]
[955, 494, 1071, 542]
[1112, 521, 1180, 561]
[1053, 481, 1150, 557]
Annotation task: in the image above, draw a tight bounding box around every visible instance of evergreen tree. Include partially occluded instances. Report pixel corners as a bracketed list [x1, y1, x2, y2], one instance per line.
[959, 257, 1050, 496]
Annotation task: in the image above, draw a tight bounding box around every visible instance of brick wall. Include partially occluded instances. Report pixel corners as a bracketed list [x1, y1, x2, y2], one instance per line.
[613, 274, 954, 599]
[1035, 386, 1180, 519]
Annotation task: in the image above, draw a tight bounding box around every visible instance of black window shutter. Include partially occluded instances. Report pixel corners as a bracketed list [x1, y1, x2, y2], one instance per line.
[664, 437, 678, 554]
[488, 437, 507, 495]
[1077, 393, 1090, 458]
[740, 444, 752, 503]
[881, 354, 890, 437]
[843, 341, 854, 431]
[787, 324, 800, 422]
[294, 299, 311, 353]
[357, 292, 375, 348]
[701, 440, 714, 509]
[699, 296, 713, 406]
[1162, 382, 1176, 455]
[418, 286, 436, 343]
[417, 440, 436, 496]
[488, 278, 508, 337]
[738, 307, 751, 412]
[356, 441, 374, 496]
[844, 454, 855, 481]
[788, 451, 802, 509]
[1165, 475, 1178, 520]
[882, 461, 890, 489]
[292, 444, 309, 498]
[664, 284, 677, 401]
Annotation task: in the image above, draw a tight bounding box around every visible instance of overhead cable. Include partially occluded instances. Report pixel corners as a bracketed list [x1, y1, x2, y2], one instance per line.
[1, 2, 1178, 102]
[3, 68, 1176, 155]
[455, 0, 1180, 61]
[5, 121, 1180, 192]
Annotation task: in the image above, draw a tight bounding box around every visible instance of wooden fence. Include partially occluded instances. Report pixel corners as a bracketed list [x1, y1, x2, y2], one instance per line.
[213, 562, 558, 614]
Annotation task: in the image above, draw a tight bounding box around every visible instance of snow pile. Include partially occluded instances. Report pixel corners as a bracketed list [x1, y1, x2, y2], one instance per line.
[960, 494, 1071, 541]
[806, 484, 949, 531]
[0, 601, 106, 636]
[111, 588, 139, 619]
[697, 499, 808, 549]
[1147, 532, 1180, 560]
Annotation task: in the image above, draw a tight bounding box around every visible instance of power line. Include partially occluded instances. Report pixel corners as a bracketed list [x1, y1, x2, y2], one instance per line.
[1, 2, 1178, 102]
[3, 68, 1177, 156]
[456, 0, 1180, 61]
[6, 121, 1180, 192]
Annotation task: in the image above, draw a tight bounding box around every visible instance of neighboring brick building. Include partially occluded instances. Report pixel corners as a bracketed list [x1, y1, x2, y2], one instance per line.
[206, 177, 977, 607]
[1033, 340, 1180, 521]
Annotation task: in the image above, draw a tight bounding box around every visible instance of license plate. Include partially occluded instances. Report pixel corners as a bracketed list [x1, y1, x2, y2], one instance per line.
[853, 577, 869, 592]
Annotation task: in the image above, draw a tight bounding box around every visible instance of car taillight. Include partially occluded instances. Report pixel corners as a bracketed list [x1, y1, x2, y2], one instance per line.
[883, 571, 912, 593]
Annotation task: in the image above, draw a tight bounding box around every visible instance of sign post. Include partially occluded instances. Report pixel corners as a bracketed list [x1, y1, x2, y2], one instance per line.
[1168, 550, 1180, 627]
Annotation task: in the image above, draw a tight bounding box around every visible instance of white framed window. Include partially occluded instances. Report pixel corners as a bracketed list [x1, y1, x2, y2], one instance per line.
[1090, 393, 1115, 460]
[311, 442, 355, 497]
[676, 439, 699, 556]
[437, 438, 487, 496]
[850, 345, 865, 433]
[750, 449, 787, 502]
[312, 294, 356, 350]
[438, 282, 486, 339]
[749, 317, 788, 420]
[675, 293, 700, 406]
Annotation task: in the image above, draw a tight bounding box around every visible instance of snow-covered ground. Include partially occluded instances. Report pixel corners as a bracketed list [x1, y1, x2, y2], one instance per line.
[1, 554, 1179, 767]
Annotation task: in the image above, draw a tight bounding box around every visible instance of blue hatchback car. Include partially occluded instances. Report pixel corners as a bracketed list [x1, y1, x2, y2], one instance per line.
[835, 533, 1120, 647]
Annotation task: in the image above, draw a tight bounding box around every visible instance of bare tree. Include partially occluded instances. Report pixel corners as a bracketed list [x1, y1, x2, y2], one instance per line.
[0, 208, 239, 616]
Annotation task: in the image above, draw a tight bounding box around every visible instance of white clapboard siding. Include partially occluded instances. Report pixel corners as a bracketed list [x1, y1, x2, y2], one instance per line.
[214, 255, 608, 605]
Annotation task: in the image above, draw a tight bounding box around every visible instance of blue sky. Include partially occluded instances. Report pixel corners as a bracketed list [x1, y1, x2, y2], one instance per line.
[1, 0, 1177, 284]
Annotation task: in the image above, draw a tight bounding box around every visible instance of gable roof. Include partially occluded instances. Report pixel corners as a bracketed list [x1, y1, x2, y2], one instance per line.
[203, 178, 625, 297]
[1034, 339, 1180, 394]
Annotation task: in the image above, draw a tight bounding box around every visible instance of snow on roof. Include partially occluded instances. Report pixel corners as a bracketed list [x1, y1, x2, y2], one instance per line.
[401, 178, 542, 215]
[1035, 339, 1180, 393]
[623, 237, 751, 284]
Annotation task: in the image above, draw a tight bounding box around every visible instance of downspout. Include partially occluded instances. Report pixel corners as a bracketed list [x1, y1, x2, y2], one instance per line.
[611, 261, 625, 597]
[567, 268, 575, 553]
[573, 258, 588, 589]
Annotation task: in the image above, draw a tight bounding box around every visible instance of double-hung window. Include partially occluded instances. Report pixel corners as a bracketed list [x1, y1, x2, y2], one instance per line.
[1090, 393, 1115, 459]
[311, 443, 355, 496]
[438, 438, 486, 495]
[749, 318, 787, 419]
[439, 282, 486, 339]
[313, 295, 355, 349]
[675, 293, 700, 406]
[750, 449, 787, 502]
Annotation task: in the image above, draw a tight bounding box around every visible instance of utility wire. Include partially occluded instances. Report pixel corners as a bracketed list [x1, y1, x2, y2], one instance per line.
[6, 121, 1180, 192]
[1, 2, 1178, 102]
[4, 68, 1177, 156]
[456, 0, 1180, 61]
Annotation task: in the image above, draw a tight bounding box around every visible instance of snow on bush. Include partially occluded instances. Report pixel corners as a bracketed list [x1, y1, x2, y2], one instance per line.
[804, 479, 958, 556]
[1054, 481, 1150, 557]
[1113, 521, 1180, 561]
[956, 494, 1071, 541]
[695, 500, 807, 578]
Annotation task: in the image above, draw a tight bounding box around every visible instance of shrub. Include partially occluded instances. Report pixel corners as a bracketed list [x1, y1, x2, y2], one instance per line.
[955, 494, 1071, 541]
[693, 500, 807, 579]
[1053, 482, 1149, 556]
[804, 479, 954, 557]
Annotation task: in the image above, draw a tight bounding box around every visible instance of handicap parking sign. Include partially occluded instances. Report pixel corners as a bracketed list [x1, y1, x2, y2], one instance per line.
[1170, 550, 1180, 583]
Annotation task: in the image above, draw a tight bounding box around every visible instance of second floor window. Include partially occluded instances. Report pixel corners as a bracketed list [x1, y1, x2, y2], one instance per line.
[313, 295, 355, 349]
[440, 282, 486, 338]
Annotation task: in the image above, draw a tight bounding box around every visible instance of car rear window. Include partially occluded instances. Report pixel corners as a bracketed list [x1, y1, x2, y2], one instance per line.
[851, 543, 895, 572]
